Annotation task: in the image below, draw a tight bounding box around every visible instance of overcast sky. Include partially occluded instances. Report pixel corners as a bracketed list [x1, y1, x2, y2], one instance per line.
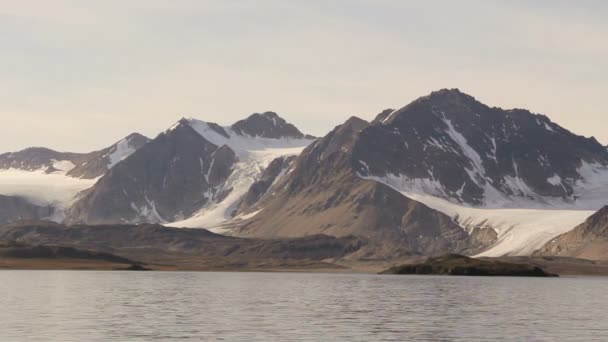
[1, 0, 606, 152]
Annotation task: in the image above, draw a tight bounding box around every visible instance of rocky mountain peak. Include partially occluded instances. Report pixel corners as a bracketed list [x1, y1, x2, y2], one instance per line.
[231, 111, 308, 139]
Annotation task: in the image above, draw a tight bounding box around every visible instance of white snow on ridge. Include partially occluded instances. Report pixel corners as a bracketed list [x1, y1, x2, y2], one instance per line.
[186, 118, 313, 158]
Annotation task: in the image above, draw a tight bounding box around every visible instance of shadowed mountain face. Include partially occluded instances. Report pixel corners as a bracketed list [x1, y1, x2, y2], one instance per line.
[537, 206, 608, 260]
[0, 133, 149, 179]
[67, 122, 237, 224]
[356, 89, 608, 206]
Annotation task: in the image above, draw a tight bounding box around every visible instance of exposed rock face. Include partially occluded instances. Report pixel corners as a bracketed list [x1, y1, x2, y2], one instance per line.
[536, 206, 608, 260]
[0, 195, 53, 224]
[356, 89, 608, 206]
[231, 112, 312, 139]
[66, 122, 237, 224]
[0, 133, 149, 178]
[235, 116, 494, 258]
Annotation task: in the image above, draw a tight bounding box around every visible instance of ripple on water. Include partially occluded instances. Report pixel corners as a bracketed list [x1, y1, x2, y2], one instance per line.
[0, 271, 607, 341]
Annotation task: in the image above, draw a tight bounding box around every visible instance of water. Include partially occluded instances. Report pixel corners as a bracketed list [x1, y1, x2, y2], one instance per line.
[1, 271, 607, 341]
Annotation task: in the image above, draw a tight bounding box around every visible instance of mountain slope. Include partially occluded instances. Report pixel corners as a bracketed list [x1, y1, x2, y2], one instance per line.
[67, 121, 237, 224]
[536, 206, 608, 260]
[234, 117, 493, 257]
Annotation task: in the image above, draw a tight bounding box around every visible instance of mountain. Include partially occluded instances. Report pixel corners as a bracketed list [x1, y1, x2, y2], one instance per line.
[536, 206, 608, 260]
[0, 133, 149, 178]
[233, 89, 608, 257]
[66, 113, 315, 226]
[0, 133, 149, 222]
[359, 89, 607, 207]
[355, 89, 608, 256]
[67, 121, 238, 224]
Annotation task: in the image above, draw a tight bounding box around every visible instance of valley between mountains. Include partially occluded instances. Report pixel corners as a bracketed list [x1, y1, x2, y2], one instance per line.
[1, 89, 607, 271]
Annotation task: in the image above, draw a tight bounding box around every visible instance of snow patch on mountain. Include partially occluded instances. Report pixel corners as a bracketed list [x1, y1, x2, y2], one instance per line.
[107, 138, 138, 168]
[130, 197, 166, 224]
[168, 147, 306, 232]
[51, 160, 76, 173]
[405, 193, 594, 257]
[547, 174, 563, 186]
[166, 118, 314, 231]
[185, 118, 313, 158]
[0, 169, 96, 212]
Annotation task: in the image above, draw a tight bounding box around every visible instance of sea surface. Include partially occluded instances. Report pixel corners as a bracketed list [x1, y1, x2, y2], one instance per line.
[1, 271, 607, 341]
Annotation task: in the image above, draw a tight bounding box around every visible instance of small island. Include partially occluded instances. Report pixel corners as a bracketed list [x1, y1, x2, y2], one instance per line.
[381, 254, 558, 277]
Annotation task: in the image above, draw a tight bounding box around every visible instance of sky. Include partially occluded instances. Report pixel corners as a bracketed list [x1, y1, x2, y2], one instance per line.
[1, 0, 606, 152]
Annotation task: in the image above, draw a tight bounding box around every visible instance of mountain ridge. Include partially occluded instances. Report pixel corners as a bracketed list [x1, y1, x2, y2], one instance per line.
[1, 92, 606, 259]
